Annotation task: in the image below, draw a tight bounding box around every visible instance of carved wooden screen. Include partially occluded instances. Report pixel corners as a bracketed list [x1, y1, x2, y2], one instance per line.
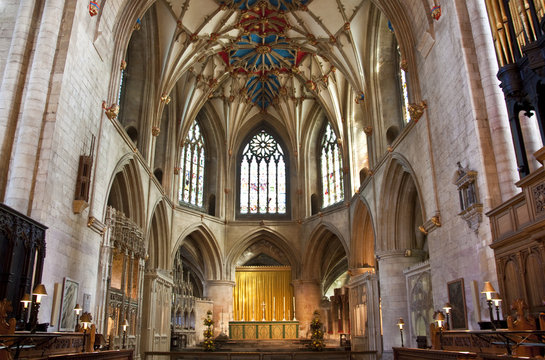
[0, 203, 46, 321]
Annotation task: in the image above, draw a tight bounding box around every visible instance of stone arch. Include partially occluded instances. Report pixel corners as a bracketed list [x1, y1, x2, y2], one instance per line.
[303, 223, 348, 294]
[378, 154, 427, 253]
[147, 199, 170, 270]
[350, 198, 376, 271]
[172, 224, 223, 282]
[225, 228, 300, 280]
[234, 122, 292, 218]
[175, 105, 224, 215]
[105, 155, 145, 228]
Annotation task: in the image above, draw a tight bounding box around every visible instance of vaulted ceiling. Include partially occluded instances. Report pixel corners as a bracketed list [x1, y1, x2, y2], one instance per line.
[126, 0, 395, 156]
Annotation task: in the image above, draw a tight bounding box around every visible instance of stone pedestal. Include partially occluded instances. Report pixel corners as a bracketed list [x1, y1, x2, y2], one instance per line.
[292, 280, 321, 338]
[377, 250, 424, 357]
[204, 280, 235, 335]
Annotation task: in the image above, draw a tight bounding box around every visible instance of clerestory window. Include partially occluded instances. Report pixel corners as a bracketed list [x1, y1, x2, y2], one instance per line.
[239, 129, 287, 215]
[179, 121, 205, 208]
[321, 123, 344, 208]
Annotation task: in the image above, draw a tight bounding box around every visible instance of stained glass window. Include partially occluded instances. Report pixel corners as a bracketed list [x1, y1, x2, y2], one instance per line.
[178, 121, 205, 208]
[321, 123, 344, 208]
[240, 129, 286, 215]
[399, 47, 410, 123]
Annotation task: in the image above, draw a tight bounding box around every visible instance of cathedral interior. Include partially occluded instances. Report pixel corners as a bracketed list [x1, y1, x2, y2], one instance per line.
[1, 0, 545, 359]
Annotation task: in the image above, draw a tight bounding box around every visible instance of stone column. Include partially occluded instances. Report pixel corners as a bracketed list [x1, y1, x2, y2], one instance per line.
[292, 280, 322, 338]
[377, 250, 423, 360]
[467, 0, 519, 201]
[0, 0, 37, 199]
[519, 111, 543, 172]
[204, 280, 235, 335]
[4, 0, 66, 214]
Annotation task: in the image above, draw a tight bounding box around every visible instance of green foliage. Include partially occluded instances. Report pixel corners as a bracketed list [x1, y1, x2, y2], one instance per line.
[202, 311, 215, 351]
[308, 310, 325, 351]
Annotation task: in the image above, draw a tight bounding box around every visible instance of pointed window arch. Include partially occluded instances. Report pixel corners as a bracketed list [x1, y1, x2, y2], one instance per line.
[239, 129, 287, 215]
[321, 123, 344, 208]
[179, 121, 205, 208]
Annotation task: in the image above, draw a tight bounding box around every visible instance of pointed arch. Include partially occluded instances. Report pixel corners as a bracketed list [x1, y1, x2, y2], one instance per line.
[236, 123, 290, 218]
[225, 228, 299, 280]
[350, 197, 376, 270]
[172, 224, 223, 281]
[147, 199, 170, 270]
[105, 155, 145, 228]
[303, 223, 348, 293]
[378, 154, 427, 252]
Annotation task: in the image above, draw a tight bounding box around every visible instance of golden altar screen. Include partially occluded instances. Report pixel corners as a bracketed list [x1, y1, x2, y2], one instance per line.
[233, 266, 293, 321]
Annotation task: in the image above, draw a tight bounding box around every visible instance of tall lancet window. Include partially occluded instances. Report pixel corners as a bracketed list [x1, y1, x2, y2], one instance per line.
[321, 123, 344, 207]
[399, 47, 410, 123]
[179, 121, 205, 208]
[240, 129, 286, 215]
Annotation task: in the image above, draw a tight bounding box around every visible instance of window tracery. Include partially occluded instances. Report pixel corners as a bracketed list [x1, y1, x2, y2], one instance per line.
[179, 121, 205, 208]
[239, 129, 286, 215]
[321, 123, 344, 208]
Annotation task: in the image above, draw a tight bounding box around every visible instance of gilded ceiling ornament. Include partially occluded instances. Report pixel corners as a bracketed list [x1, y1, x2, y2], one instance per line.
[408, 101, 427, 122]
[190, 33, 199, 42]
[160, 94, 171, 104]
[431, 5, 442, 21]
[363, 126, 373, 135]
[329, 35, 337, 44]
[209, 33, 219, 42]
[387, 146, 393, 152]
[305, 80, 316, 91]
[120, 60, 127, 71]
[133, 18, 142, 31]
[176, 20, 183, 29]
[102, 101, 119, 120]
[89, 1, 100, 17]
[418, 225, 428, 235]
[256, 45, 272, 54]
[152, 126, 160, 137]
[431, 215, 441, 227]
[344, 22, 351, 31]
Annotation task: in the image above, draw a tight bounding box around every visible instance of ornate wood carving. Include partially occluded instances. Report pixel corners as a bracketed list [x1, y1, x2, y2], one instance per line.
[0, 203, 47, 324]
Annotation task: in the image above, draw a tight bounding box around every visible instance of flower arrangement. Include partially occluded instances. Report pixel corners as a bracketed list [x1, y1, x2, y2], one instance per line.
[308, 310, 325, 351]
[202, 310, 215, 351]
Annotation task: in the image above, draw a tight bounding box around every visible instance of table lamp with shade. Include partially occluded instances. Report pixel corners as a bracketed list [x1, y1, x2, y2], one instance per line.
[481, 281, 497, 329]
[443, 302, 452, 329]
[122, 319, 129, 349]
[397, 318, 405, 347]
[30, 284, 47, 333]
[74, 304, 82, 331]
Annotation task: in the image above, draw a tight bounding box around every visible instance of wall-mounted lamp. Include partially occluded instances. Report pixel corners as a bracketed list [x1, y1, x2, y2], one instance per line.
[397, 318, 405, 347]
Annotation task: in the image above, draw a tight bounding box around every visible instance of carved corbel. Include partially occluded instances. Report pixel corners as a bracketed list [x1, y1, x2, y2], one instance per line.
[408, 101, 427, 122]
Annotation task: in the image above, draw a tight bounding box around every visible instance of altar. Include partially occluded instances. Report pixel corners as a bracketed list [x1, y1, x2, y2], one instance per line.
[229, 321, 299, 340]
[231, 266, 299, 340]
